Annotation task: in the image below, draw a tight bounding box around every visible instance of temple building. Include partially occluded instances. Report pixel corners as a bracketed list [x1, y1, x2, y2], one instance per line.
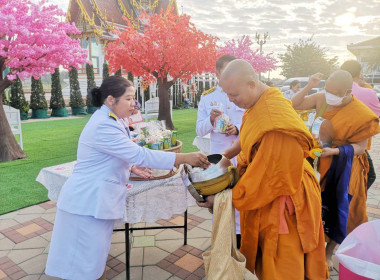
[347, 36, 380, 84]
[66, 0, 178, 76]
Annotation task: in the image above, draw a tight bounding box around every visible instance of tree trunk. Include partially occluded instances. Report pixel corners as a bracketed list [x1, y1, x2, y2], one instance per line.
[0, 79, 27, 162]
[157, 79, 175, 130]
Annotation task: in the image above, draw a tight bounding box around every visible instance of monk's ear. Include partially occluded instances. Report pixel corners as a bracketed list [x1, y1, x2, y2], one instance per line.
[247, 80, 256, 89]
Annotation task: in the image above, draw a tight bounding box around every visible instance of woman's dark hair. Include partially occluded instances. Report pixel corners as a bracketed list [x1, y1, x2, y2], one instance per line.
[290, 80, 300, 89]
[90, 76, 133, 107]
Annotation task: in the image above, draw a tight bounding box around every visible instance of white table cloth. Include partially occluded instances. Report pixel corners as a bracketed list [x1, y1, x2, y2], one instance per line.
[36, 161, 195, 225]
[192, 133, 211, 154]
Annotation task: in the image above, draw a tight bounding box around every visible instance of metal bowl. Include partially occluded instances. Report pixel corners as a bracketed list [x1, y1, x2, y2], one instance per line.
[187, 154, 233, 183]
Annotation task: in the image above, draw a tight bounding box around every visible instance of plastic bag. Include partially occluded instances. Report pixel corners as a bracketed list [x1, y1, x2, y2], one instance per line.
[336, 220, 380, 279]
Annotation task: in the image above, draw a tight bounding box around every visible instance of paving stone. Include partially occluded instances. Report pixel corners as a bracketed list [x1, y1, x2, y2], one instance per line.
[39, 232, 52, 242]
[111, 266, 142, 280]
[8, 248, 44, 265]
[109, 243, 127, 258]
[0, 212, 18, 220]
[187, 238, 211, 251]
[18, 206, 45, 215]
[18, 254, 47, 274]
[0, 238, 15, 251]
[133, 236, 155, 248]
[116, 247, 143, 266]
[143, 247, 170, 265]
[174, 253, 203, 273]
[13, 214, 42, 224]
[111, 231, 126, 244]
[192, 209, 212, 220]
[142, 265, 172, 280]
[0, 219, 19, 231]
[0, 251, 9, 258]
[40, 213, 56, 223]
[197, 220, 212, 232]
[13, 236, 48, 250]
[156, 239, 184, 254]
[155, 229, 184, 241]
[187, 227, 211, 239]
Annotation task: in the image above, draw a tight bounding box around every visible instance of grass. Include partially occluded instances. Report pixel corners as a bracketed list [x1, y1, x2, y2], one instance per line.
[0, 109, 198, 215]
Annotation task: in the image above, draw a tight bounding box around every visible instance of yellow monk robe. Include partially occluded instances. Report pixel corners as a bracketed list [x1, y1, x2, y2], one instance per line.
[234, 87, 328, 280]
[318, 96, 380, 234]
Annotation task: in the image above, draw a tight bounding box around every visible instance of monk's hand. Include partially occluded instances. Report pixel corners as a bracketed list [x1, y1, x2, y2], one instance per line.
[320, 147, 340, 158]
[131, 166, 153, 178]
[210, 109, 222, 124]
[225, 123, 238, 136]
[308, 73, 324, 88]
[196, 195, 215, 210]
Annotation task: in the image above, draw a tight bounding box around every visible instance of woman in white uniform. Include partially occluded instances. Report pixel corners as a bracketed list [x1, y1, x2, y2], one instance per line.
[45, 76, 209, 280]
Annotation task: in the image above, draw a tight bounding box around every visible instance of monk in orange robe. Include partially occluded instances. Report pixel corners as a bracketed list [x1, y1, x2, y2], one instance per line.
[292, 70, 380, 270]
[197, 59, 328, 279]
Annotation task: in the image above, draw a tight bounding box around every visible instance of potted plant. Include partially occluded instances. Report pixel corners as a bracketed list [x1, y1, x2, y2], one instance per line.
[10, 77, 29, 120]
[50, 68, 68, 117]
[102, 62, 109, 80]
[86, 63, 97, 114]
[69, 66, 86, 115]
[30, 77, 49, 119]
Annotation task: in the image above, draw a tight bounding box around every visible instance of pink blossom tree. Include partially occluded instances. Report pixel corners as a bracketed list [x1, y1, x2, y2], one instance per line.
[0, 0, 87, 161]
[220, 35, 277, 74]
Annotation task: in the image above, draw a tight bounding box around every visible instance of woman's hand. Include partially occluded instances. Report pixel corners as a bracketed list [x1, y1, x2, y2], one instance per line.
[175, 152, 210, 169]
[320, 147, 339, 158]
[196, 195, 215, 211]
[131, 166, 152, 178]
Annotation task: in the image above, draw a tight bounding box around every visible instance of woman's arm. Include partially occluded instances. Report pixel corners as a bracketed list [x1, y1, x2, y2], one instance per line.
[320, 139, 368, 157]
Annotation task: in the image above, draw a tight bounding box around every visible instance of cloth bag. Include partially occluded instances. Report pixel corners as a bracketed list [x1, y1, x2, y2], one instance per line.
[203, 189, 246, 280]
[336, 220, 380, 279]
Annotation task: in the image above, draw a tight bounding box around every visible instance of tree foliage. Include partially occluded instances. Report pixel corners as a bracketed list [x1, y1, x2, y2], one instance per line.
[50, 68, 65, 109]
[102, 62, 109, 80]
[69, 67, 84, 108]
[30, 77, 47, 110]
[220, 35, 277, 73]
[279, 37, 338, 78]
[105, 10, 219, 129]
[86, 63, 96, 107]
[10, 77, 29, 113]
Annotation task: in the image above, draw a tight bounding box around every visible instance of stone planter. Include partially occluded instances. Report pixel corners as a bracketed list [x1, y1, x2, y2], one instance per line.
[20, 112, 29, 120]
[86, 106, 98, 114]
[71, 107, 87, 115]
[31, 109, 49, 119]
[51, 108, 69, 117]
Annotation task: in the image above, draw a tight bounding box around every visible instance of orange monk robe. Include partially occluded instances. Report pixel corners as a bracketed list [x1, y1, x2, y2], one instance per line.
[362, 83, 374, 89]
[233, 87, 328, 280]
[318, 96, 380, 234]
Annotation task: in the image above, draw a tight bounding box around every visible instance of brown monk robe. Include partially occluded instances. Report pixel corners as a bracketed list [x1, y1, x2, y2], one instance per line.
[292, 70, 380, 270]
[197, 59, 328, 279]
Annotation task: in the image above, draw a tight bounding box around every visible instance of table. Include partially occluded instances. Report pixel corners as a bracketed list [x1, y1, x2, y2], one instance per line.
[36, 161, 195, 280]
[192, 133, 211, 154]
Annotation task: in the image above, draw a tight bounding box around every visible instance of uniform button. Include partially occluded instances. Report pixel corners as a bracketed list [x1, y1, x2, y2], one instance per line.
[227, 107, 230, 109]
[232, 141, 234, 144]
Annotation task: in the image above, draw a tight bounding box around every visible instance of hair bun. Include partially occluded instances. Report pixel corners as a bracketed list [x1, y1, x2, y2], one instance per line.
[90, 86, 102, 107]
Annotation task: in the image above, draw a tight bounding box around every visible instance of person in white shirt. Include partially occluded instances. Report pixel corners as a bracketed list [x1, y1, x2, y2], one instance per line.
[196, 54, 245, 248]
[45, 76, 209, 280]
[284, 80, 301, 100]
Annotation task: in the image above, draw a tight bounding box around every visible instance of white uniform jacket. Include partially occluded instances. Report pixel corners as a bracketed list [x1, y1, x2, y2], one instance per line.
[57, 105, 176, 220]
[196, 85, 245, 163]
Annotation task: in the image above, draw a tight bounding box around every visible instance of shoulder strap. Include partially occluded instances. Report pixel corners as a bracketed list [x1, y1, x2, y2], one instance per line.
[315, 102, 328, 120]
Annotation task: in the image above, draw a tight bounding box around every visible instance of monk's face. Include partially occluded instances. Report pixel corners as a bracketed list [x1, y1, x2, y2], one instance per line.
[221, 76, 256, 109]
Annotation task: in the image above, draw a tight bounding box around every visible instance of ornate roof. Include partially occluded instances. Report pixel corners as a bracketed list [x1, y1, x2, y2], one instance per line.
[347, 36, 380, 56]
[67, 0, 178, 39]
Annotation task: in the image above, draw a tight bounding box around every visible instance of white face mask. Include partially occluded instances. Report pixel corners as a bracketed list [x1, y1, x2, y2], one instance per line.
[324, 90, 346, 106]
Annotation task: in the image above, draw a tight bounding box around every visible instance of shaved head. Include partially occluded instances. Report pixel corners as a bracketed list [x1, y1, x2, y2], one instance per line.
[219, 59, 268, 109]
[326, 70, 353, 97]
[221, 59, 259, 83]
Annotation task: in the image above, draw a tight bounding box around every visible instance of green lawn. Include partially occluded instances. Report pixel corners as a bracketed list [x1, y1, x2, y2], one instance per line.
[0, 109, 198, 215]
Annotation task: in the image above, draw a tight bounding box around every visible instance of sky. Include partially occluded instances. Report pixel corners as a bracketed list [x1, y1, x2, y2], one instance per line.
[37, 0, 380, 78]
